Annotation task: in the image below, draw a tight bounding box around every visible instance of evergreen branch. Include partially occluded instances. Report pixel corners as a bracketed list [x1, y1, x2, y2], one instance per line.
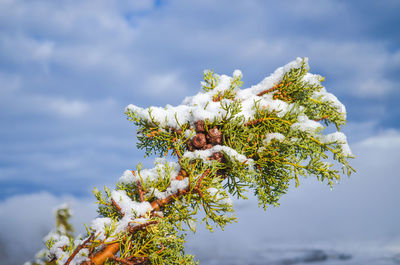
[31, 58, 354, 265]
[244, 117, 293, 127]
[64, 234, 95, 265]
[127, 221, 159, 234]
[109, 256, 135, 265]
[195, 169, 211, 191]
[83, 168, 213, 265]
[111, 199, 124, 216]
[136, 180, 145, 202]
[314, 116, 329, 122]
[256, 83, 281, 97]
[84, 242, 120, 265]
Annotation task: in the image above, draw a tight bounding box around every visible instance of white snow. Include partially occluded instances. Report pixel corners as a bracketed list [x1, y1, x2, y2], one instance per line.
[126, 57, 307, 128]
[258, 133, 286, 153]
[53, 203, 71, 213]
[291, 115, 324, 133]
[184, 128, 195, 139]
[21, 58, 355, 265]
[119, 170, 137, 184]
[183, 145, 253, 165]
[233, 69, 242, 78]
[263, 133, 285, 144]
[118, 160, 181, 186]
[46, 235, 90, 265]
[238, 57, 305, 97]
[111, 190, 151, 217]
[49, 235, 70, 264]
[148, 177, 189, 200]
[321, 132, 353, 156]
[126, 57, 349, 162]
[69, 248, 89, 265]
[90, 217, 112, 241]
[302, 73, 322, 85]
[312, 87, 347, 118]
[207, 188, 233, 206]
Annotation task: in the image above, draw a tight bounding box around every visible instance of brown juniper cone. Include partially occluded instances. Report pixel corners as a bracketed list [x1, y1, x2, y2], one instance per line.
[209, 152, 227, 178]
[170, 127, 181, 135]
[187, 121, 223, 151]
[202, 144, 213, 150]
[192, 133, 207, 149]
[194, 120, 205, 133]
[175, 169, 188, 181]
[207, 127, 222, 145]
[210, 151, 224, 163]
[186, 139, 194, 151]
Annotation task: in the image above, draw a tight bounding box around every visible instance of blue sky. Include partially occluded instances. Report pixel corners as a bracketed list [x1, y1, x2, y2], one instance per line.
[0, 0, 400, 264]
[1, 0, 399, 199]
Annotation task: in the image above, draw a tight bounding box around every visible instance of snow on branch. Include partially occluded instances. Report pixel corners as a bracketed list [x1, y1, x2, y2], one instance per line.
[28, 58, 354, 265]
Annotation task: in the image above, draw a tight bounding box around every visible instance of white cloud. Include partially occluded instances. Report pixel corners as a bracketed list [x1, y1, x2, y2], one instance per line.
[359, 78, 395, 97]
[0, 0, 142, 78]
[45, 97, 89, 118]
[305, 40, 398, 97]
[144, 72, 188, 96]
[232, 37, 398, 98]
[1, 90, 116, 119]
[1, 0, 397, 102]
[10, 94, 91, 118]
[356, 129, 400, 148]
[0, 192, 96, 265]
[343, 120, 380, 143]
[32, 40, 54, 61]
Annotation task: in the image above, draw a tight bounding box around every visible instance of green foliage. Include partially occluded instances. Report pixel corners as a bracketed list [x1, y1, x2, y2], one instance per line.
[33, 59, 354, 265]
[27, 205, 76, 265]
[91, 158, 236, 264]
[126, 59, 354, 210]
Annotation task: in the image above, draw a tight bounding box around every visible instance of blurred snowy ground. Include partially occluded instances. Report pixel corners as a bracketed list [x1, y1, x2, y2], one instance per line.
[187, 238, 400, 265]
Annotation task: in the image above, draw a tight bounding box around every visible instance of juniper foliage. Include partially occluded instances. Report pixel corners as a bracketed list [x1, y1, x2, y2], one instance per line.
[28, 58, 354, 265]
[27, 205, 75, 265]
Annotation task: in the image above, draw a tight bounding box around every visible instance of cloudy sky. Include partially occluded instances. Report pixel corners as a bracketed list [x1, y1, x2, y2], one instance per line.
[0, 0, 399, 264]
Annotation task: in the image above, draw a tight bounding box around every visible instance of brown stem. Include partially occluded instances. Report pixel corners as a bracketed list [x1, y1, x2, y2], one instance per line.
[195, 169, 211, 190]
[244, 118, 268, 127]
[85, 187, 189, 264]
[111, 256, 149, 265]
[173, 146, 182, 161]
[78, 169, 212, 265]
[150, 187, 189, 212]
[64, 233, 94, 265]
[314, 116, 329, 122]
[84, 220, 157, 265]
[256, 83, 281, 97]
[191, 169, 211, 199]
[128, 257, 149, 265]
[127, 220, 158, 234]
[84, 242, 120, 265]
[156, 243, 165, 254]
[111, 199, 124, 216]
[109, 256, 134, 265]
[194, 188, 204, 199]
[136, 180, 144, 202]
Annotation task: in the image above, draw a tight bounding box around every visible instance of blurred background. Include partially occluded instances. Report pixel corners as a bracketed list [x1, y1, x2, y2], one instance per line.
[0, 0, 399, 264]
